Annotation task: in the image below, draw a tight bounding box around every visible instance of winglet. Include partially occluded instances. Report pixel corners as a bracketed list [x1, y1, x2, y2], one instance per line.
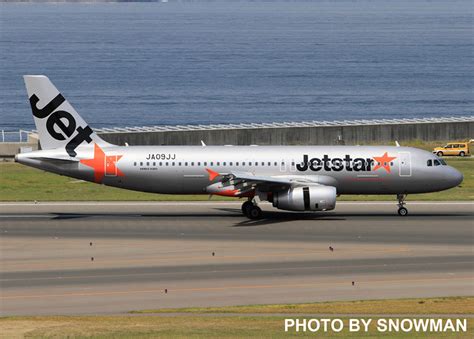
[206, 168, 220, 181]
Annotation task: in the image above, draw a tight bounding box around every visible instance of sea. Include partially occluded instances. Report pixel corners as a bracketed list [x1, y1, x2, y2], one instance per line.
[0, 0, 472, 131]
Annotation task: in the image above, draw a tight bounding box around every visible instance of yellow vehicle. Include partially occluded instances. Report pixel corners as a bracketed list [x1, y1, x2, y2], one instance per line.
[433, 142, 470, 157]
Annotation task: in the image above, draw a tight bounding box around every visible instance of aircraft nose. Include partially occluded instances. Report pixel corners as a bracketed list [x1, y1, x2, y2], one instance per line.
[446, 166, 463, 188]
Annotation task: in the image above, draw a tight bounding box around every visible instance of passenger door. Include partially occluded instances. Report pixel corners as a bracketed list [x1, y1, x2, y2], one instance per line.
[398, 152, 411, 177]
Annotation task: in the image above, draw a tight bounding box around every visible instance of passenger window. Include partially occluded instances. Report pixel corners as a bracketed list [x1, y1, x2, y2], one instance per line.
[172, 162, 175, 166]
[217, 162, 220, 166]
[153, 162, 156, 166]
[243, 162, 246, 166]
[146, 162, 149, 166]
[255, 162, 258, 166]
[140, 162, 143, 166]
[236, 162, 239, 166]
[178, 162, 181, 166]
[433, 160, 440, 166]
[223, 162, 226, 166]
[134, 162, 137, 166]
[166, 162, 169, 166]
[198, 162, 201, 166]
[427, 160, 432, 166]
[274, 162, 277, 166]
[261, 162, 264, 166]
[185, 162, 188, 166]
[191, 162, 194, 166]
[230, 162, 233, 166]
[204, 162, 207, 166]
[210, 162, 213, 166]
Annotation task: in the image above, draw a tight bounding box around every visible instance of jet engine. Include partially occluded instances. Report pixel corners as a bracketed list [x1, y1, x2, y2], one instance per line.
[272, 185, 336, 211]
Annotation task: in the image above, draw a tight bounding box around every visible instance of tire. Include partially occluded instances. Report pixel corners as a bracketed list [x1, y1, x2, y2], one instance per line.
[436, 151, 443, 157]
[459, 151, 465, 157]
[398, 207, 408, 216]
[241, 201, 253, 216]
[247, 205, 262, 220]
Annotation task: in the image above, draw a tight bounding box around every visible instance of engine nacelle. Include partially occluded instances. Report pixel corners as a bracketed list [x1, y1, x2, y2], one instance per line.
[272, 186, 336, 211]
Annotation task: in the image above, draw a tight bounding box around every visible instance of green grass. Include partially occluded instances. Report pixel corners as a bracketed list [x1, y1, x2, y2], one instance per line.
[1, 297, 472, 338]
[131, 296, 474, 315]
[0, 157, 472, 201]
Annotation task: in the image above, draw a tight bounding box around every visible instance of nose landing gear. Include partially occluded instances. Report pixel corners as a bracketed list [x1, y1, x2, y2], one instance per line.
[242, 199, 262, 219]
[397, 194, 408, 216]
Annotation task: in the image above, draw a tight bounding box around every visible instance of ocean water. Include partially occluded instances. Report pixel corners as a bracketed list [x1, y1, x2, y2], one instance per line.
[0, 0, 472, 130]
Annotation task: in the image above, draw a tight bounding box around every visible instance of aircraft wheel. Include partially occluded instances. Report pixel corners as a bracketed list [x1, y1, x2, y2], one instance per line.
[241, 201, 253, 216]
[398, 207, 408, 216]
[247, 205, 262, 220]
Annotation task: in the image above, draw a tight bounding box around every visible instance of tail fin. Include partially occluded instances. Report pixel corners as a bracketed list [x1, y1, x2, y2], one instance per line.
[23, 75, 110, 157]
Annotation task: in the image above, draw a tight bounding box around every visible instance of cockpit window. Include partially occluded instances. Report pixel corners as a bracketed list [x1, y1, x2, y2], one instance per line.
[427, 160, 432, 167]
[439, 159, 447, 165]
[433, 159, 441, 166]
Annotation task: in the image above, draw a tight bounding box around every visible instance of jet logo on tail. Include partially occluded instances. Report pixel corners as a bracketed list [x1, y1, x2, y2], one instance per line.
[29, 93, 93, 157]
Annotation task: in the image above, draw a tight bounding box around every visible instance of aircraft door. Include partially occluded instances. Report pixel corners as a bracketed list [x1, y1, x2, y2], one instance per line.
[398, 152, 411, 177]
[105, 155, 119, 177]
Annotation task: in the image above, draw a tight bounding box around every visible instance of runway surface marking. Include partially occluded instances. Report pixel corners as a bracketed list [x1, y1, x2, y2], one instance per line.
[2, 259, 471, 283]
[1, 202, 471, 315]
[0, 247, 412, 270]
[2, 276, 472, 300]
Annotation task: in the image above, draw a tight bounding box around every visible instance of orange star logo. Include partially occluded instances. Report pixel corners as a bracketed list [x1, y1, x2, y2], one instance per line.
[80, 144, 124, 183]
[372, 152, 397, 173]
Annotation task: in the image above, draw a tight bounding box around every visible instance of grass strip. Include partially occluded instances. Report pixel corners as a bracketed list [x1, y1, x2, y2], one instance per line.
[132, 296, 474, 315]
[1, 297, 473, 338]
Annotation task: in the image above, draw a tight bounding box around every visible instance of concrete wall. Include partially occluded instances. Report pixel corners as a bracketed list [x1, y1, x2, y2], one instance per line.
[99, 121, 474, 146]
[0, 133, 39, 158]
[2, 121, 472, 158]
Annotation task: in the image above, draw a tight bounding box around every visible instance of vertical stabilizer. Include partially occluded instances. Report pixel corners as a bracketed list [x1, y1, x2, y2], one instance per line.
[23, 75, 110, 157]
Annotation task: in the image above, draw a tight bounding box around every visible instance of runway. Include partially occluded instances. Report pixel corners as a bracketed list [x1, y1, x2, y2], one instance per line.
[1, 201, 473, 316]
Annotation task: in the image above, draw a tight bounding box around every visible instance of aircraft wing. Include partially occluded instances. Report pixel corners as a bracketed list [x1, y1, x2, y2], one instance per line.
[224, 171, 292, 186]
[214, 170, 334, 195]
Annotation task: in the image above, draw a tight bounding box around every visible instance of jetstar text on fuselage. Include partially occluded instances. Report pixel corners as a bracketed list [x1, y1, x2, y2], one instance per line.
[296, 154, 395, 172]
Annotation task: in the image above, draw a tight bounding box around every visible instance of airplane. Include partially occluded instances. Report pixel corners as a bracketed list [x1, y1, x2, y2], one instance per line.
[15, 75, 463, 219]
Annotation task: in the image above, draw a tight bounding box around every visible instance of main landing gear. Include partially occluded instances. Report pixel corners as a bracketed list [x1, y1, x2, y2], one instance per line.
[397, 194, 408, 216]
[242, 200, 262, 219]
